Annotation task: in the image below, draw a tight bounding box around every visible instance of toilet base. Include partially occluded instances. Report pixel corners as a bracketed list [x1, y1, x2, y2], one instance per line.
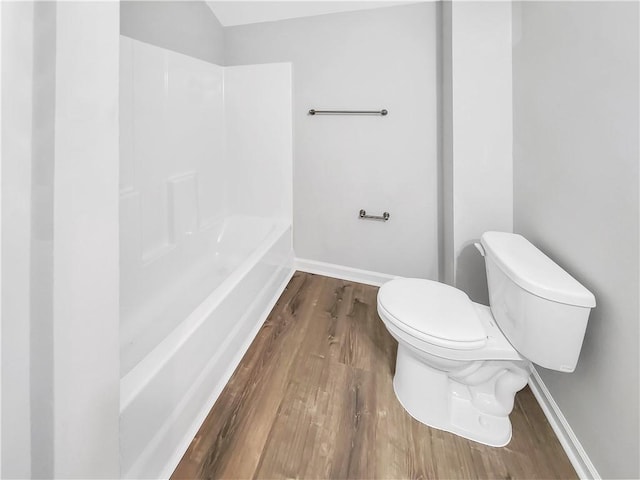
[393, 344, 527, 447]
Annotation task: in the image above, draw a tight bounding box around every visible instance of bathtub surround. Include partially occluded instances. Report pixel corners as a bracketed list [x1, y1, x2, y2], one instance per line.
[225, 64, 293, 219]
[119, 37, 293, 478]
[120, 1, 224, 65]
[513, 2, 639, 478]
[225, 3, 439, 279]
[119, 37, 227, 375]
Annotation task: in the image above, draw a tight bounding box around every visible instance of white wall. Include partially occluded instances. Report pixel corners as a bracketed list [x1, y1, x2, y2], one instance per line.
[225, 3, 439, 278]
[2, 4, 59, 476]
[2, 5, 121, 476]
[209, 1, 414, 27]
[0, 3, 3, 474]
[52, 3, 120, 477]
[29, 3, 57, 477]
[441, 1, 513, 303]
[1, 2, 34, 477]
[120, 1, 224, 65]
[512, 2, 639, 478]
[225, 63, 293, 220]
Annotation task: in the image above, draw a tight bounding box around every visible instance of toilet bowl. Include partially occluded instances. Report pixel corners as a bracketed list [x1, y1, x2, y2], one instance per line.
[378, 278, 530, 446]
[377, 232, 596, 447]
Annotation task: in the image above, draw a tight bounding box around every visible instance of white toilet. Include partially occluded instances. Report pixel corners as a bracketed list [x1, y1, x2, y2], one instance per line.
[377, 231, 596, 447]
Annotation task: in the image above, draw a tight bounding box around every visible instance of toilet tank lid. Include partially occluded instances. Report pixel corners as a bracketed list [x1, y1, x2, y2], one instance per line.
[481, 232, 596, 308]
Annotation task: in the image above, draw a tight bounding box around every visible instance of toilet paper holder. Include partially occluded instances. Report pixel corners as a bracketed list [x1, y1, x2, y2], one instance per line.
[359, 209, 390, 221]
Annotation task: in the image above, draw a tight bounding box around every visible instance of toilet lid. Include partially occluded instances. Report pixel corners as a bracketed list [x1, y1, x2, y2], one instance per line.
[378, 278, 487, 350]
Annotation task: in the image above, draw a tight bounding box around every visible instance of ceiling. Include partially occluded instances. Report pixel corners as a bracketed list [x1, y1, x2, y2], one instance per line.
[206, 1, 416, 27]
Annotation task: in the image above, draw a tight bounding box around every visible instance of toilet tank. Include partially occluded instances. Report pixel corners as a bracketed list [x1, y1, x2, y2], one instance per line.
[480, 232, 596, 373]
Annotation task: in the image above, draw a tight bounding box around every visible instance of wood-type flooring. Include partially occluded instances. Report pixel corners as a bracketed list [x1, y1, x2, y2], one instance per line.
[172, 272, 578, 480]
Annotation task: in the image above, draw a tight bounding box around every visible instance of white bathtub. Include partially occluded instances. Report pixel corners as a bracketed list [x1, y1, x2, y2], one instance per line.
[119, 216, 293, 479]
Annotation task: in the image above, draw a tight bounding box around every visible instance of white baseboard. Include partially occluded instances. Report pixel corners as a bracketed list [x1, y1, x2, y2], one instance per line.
[295, 258, 398, 287]
[528, 367, 600, 480]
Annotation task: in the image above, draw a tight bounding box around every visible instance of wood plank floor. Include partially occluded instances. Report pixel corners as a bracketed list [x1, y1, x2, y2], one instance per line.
[172, 272, 578, 480]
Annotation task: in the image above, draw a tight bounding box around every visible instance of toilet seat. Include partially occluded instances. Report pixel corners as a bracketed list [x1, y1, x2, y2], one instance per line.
[377, 278, 523, 362]
[378, 278, 487, 350]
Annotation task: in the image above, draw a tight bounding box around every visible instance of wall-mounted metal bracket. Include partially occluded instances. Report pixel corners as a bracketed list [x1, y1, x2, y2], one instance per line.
[359, 209, 390, 221]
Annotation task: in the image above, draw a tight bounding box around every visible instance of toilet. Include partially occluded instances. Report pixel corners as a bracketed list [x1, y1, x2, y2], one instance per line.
[377, 231, 596, 447]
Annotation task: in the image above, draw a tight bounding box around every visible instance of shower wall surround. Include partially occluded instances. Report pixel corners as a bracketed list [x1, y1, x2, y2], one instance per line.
[119, 38, 227, 375]
[225, 64, 294, 218]
[119, 36, 293, 478]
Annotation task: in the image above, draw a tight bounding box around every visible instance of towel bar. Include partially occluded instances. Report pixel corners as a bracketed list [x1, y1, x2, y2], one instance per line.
[309, 109, 388, 116]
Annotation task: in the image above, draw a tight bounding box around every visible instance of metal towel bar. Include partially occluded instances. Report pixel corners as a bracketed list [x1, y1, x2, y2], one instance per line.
[359, 209, 390, 221]
[309, 109, 388, 116]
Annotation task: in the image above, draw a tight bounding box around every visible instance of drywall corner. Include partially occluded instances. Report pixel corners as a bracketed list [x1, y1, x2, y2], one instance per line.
[121, 1, 224, 65]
